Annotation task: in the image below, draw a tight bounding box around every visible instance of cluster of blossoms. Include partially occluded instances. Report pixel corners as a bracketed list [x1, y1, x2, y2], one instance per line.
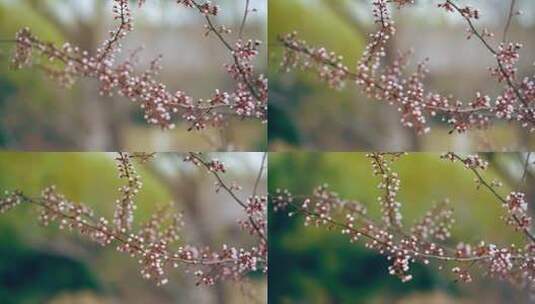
[272, 152, 535, 291]
[0, 152, 267, 287]
[440, 152, 489, 170]
[114, 152, 143, 233]
[368, 153, 404, 228]
[279, 0, 535, 135]
[0, 190, 23, 213]
[10, 0, 267, 131]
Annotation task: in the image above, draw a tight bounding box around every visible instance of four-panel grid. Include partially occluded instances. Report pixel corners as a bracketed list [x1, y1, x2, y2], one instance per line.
[1, 1, 534, 303]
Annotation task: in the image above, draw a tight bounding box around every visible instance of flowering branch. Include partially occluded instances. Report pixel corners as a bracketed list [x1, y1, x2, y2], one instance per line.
[8, 0, 267, 132]
[442, 152, 535, 242]
[114, 152, 142, 233]
[272, 153, 535, 289]
[279, 0, 535, 135]
[0, 152, 267, 287]
[185, 152, 268, 244]
[441, 0, 528, 107]
[369, 153, 404, 229]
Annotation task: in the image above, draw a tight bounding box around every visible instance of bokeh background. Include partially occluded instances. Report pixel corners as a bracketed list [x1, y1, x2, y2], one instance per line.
[0, 152, 267, 304]
[269, 0, 535, 151]
[269, 152, 535, 303]
[0, 0, 266, 151]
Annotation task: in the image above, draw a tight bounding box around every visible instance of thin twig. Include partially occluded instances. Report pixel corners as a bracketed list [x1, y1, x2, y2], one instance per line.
[188, 153, 267, 242]
[503, 0, 517, 42]
[451, 153, 535, 243]
[239, 0, 251, 39]
[518, 152, 531, 190]
[253, 152, 267, 197]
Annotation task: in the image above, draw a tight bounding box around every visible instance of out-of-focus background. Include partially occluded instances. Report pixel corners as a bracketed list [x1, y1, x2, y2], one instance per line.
[0, 152, 267, 304]
[269, 0, 535, 151]
[269, 152, 535, 304]
[0, 0, 266, 151]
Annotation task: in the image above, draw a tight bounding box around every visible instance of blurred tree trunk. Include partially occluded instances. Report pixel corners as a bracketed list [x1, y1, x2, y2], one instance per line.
[174, 175, 228, 304]
[148, 162, 229, 304]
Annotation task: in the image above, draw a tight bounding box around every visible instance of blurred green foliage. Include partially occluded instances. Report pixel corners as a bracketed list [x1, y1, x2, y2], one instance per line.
[268, 0, 364, 69]
[0, 2, 63, 42]
[268, 0, 366, 148]
[0, 1, 72, 148]
[268, 153, 521, 304]
[0, 227, 100, 304]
